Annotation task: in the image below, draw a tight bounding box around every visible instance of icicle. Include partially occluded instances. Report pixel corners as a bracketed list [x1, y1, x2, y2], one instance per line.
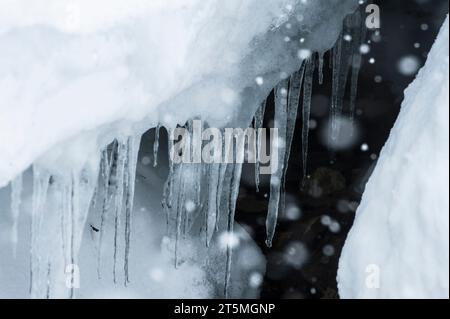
[153, 124, 160, 167]
[66, 167, 99, 298]
[286, 69, 305, 160]
[349, 54, 361, 124]
[330, 9, 364, 140]
[215, 138, 229, 231]
[279, 63, 307, 214]
[331, 33, 353, 141]
[123, 136, 141, 285]
[174, 164, 185, 268]
[224, 163, 243, 298]
[254, 101, 266, 193]
[10, 173, 23, 257]
[265, 65, 308, 246]
[112, 139, 127, 283]
[30, 167, 51, 297]
[162, 124, 203, 262]
[69, 177, 76, 299]
[302, 57, 315, 184]
[45, 261, 51, 299]
[74, 170, 99, 252]
[206, 164, 220, 246]
[29, 157, 98, 298]
[285, 62, 306, 182]
[318, 52, 324, 85]
[97, 146, 114, 279]
[194, 164, 202, 206]
[163, 129, 175, 210]
[330, 34, 343, 140]
[191, 121, 203, 206]
[349, 10, 365, 128]
[60, 175, 74, 298]
[162, 139, 174, 237]
[265, 80, 288, 248]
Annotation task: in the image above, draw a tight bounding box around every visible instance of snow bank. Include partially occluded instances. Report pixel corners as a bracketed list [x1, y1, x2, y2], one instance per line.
[338, 17, 449, 299]
[0, 0, 357, 188]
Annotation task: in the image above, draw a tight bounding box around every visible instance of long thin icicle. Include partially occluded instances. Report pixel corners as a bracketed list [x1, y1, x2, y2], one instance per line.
[10, 173, 23, 257]
[124, 136, 141, 285]
[174, 164, 185, 268]
[330, 9, 364, 140]
[163, 129, 175, 211]
[254, 101, 267, 193]
[278, 64, 307, 217]
[67, 168, 98, 298]
[206, 164, 220, 246]
[302, 56, 315, 184]
[224, 163, 243, 298]
[282, 63, 306, 202]
[318, 52, 324, 85]
[153, 124, 160, 167]
[266, 80, 288, 248]
[330, 33, 344, 140]
[30, 167, 50, 297]
[330, 28, 353, 141]
[112, 139, 127, 283]
[215, 137, 229, 231]
[97, 146, 114, 279]
[349, 10, 365, 127]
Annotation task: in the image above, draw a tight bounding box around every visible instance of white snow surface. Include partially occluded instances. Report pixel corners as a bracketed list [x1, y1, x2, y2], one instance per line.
[0, 0, 357, 187]
[338, 17, 449, 299]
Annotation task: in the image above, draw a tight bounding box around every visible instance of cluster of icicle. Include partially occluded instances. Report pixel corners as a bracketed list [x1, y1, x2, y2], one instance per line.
[11, 137, 140, 298]
[9, 8, 365, 299]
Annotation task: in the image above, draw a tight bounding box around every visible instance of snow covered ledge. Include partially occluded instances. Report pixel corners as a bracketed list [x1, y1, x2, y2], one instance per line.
[338, 17, 449, 299]
[0, 0, 358, 187]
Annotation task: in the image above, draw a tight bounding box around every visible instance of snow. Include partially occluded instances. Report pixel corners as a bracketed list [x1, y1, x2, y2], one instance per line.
[338, 17, 449, 299]
[0, 0, 358, 188]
